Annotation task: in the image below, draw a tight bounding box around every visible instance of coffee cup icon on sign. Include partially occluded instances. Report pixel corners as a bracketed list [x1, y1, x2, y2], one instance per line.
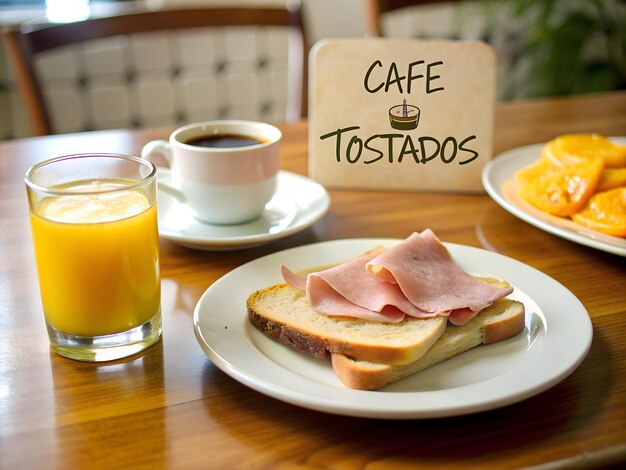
[389, 99, 420, 130]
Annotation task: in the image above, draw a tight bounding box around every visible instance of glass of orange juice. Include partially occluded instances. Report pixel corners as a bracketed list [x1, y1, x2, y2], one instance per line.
[25, 153, 161, 361]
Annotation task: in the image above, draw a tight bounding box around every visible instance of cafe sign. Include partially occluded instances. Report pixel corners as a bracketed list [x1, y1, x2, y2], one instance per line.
[309, 39, 496, 192]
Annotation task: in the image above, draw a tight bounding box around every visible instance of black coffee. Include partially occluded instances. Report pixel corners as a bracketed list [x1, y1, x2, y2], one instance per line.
[185, 134, 264, 148]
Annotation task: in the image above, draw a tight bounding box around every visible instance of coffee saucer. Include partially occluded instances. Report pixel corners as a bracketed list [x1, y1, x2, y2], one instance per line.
[156, 168, 330, 250]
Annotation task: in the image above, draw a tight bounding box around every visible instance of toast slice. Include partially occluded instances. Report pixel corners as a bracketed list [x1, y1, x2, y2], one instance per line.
[331, 298, 525, 390]
[247, 283, 448, 365]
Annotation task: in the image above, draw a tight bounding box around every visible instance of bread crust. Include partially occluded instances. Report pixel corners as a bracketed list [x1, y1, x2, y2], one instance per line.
[482, 305, 525, 344]
[331, 354, 393, 391]
[247, 307, 329, 358]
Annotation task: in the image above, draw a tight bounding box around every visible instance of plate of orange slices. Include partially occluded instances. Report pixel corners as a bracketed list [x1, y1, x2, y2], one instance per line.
[482, 134, 626, 257]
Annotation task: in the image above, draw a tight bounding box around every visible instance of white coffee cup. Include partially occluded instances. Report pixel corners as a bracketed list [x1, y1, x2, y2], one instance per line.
[141, 120, 281, 225]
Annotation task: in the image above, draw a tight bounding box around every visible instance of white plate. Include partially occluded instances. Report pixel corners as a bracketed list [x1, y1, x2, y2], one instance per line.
[156, 169, 330, 250]
[482, 138, 626, 257]
[193, 238, 593, 419]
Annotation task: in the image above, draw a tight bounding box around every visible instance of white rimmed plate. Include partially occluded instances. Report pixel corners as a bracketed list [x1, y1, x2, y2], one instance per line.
[193, 238, 592, 419]
[156, 169, 330, 250]
[482, 138, 626, 257]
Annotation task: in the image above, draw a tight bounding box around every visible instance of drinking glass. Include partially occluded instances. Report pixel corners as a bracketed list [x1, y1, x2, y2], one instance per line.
[25, 153, 161, 361]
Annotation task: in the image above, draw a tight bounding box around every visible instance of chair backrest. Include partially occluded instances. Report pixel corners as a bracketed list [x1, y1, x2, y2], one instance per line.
[364, 0, 454, 37]
[3, 5, 307, 136]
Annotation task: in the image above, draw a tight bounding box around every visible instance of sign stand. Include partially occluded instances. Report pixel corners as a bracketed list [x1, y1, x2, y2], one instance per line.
[309, 39, 497, 193]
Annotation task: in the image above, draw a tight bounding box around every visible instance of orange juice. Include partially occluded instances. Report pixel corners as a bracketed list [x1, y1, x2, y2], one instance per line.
[30, 179, 160, 336]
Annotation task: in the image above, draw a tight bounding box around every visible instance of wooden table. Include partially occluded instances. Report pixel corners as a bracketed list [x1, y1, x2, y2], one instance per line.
[1, 91, 625, 468]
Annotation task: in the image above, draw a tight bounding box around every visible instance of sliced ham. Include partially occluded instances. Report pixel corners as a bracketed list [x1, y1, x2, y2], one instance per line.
[280, 264, 306, 291]
[281, 229, 513, 325]
[366, 230, 513, 315]
[306, 270, 405, 323]
[281, 253, 416, 323]
[310, 251, 449, 321]
[447, 308, 477, 326]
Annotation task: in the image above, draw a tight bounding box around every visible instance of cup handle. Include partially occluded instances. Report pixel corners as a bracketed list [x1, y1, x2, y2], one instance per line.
[141, 139, 172, 164]
[140, 140, 186, 202]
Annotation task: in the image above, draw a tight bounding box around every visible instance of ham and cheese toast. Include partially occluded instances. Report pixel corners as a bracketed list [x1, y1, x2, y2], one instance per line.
[246, 230, 526, 390]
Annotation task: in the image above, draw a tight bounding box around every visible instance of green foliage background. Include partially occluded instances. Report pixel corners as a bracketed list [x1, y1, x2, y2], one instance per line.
[481, 0, 626, 100]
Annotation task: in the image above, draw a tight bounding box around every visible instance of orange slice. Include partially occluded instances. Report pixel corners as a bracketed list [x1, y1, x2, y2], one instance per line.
[542, 134, 626, 168]
[515, 156, 604, 217]
[597, 167, 626, 191]
[571, 187, 626, 237]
